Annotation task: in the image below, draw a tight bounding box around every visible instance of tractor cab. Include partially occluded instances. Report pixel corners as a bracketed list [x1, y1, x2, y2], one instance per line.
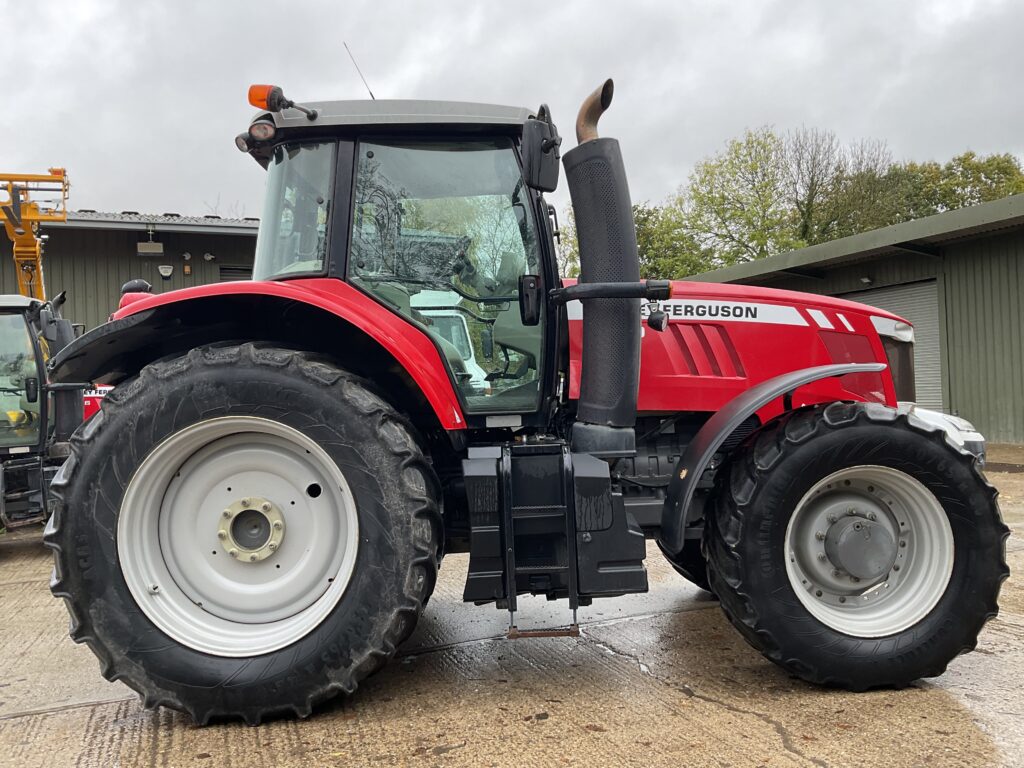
[240, 94, 558, 419]
[0, 296, 47, 455]
[0, 294, 82, 529]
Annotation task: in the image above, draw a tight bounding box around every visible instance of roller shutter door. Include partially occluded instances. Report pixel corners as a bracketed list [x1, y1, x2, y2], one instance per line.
[843, 280, 943, 410]
[218, 266, 252, 282]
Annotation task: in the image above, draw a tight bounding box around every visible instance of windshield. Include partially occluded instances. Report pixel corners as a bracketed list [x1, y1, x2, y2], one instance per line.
[252, 142, 335, 280]
[0, 313, 41, 449]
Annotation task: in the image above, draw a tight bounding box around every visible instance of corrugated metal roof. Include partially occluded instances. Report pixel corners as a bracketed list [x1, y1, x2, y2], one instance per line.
[50, 210, 259, 235]
[694, 193, 1024, 284]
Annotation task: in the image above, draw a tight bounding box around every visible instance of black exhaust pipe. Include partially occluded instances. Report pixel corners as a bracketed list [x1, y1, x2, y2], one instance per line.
[563, 80, 641, 457]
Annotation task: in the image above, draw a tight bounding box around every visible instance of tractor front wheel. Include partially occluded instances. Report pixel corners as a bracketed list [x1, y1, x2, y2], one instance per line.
[705, 401, 1008, 689]
[45, 344, 441, 723]
[658, 539, 712, 592]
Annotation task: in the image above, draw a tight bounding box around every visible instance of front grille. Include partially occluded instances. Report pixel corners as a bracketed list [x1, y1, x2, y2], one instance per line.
[883, 337, 916, 401]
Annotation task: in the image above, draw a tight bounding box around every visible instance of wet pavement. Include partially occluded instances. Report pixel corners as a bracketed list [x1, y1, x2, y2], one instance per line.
[1, 470, 1022, 767]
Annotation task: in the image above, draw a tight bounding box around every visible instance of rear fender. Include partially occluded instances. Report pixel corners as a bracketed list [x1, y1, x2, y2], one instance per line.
[658, 362, 886, 555]
[48, 280, 467, 432]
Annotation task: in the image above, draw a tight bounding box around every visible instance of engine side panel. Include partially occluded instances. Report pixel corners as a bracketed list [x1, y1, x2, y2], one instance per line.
[566, 280, 900, 419]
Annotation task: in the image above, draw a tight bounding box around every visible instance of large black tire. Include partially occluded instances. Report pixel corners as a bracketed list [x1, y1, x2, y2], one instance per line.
[659, 539, 712, 592]
[705, 401, 1009, 690]
[45, 344, 441, 724]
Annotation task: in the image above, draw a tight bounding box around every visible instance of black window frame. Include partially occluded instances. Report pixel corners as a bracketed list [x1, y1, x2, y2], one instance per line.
[252, 141, 343, 283]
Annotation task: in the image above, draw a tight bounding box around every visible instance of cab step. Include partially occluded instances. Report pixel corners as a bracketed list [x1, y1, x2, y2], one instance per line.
[461, 440, 648, 628]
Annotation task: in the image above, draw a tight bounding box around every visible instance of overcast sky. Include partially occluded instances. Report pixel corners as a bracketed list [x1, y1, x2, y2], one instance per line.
[4, 0, 1022, 219]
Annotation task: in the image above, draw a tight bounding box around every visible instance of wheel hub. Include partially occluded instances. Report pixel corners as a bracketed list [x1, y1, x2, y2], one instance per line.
[219, 496, 285, 563]
[824, 515, 897, 581]
[784, 465, 955, 637]
[118, 417, 360, 657]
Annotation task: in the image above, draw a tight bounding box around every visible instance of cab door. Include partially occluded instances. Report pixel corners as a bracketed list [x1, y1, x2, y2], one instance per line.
[347, 137, 546, 415]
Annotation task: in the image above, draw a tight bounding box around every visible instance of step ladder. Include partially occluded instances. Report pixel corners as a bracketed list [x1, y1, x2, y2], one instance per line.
[500, 444, 580, 638]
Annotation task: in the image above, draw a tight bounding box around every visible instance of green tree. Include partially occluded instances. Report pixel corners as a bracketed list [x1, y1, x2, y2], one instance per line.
[555, 205, 579, 278]
[634, 200, 710, 278]
[555, 201, 712, 279]
[682, 127, 803, 265]
[908, 151, 1024, 214]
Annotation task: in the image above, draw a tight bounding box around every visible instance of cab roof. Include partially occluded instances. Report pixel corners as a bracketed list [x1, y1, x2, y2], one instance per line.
[0, 295, 39, 310]
[259, 99, 534, 130]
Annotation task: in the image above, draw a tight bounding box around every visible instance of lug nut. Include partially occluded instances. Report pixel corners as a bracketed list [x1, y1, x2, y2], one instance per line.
[817, 553, 827, 562]
[815, 531, 825, 541]
[228, 549, 238, 558]
[846, 507, 856, 515]
[268, 542, 278, 551]
[832, 569, 842, 577]
[273, 521, 283, 531]
[867, 512, 877, 521]
[217, 530, 227, 540]
[249, 553, 258, 562]
[261, 502, 272, 512]
[222, 510, 231, 519]
[241, 498, 250, 508]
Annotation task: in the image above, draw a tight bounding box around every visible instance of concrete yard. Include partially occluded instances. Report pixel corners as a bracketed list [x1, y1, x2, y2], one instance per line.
[1, 470, 1022, 767]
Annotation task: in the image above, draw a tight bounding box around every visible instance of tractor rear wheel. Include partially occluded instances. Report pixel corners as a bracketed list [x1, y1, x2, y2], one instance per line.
[45, 344, 441, 723]
[705, 401, 1008, 690]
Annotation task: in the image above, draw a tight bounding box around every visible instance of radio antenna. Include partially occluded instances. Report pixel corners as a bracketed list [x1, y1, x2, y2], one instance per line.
[344, 42, 376, 100]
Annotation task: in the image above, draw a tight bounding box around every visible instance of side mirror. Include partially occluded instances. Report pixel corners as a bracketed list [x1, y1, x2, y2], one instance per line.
[519, 275, 542, 326]
[480, 327, 494, 360]
[25, 377, 39, 403]
[521, 105, 561, 193]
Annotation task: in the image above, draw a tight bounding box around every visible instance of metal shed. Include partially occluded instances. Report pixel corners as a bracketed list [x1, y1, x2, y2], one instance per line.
[693, 194, 1024, 443]
[0, 211, 258, 329]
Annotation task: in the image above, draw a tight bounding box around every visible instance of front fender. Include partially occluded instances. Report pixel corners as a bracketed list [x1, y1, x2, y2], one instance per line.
[49, 279, 467, 430]
[658, 362, 886, 555]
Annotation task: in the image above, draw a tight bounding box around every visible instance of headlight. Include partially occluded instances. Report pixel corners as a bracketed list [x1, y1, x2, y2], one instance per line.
[871, 315, 915, 343]
[248, 120, 277, 142]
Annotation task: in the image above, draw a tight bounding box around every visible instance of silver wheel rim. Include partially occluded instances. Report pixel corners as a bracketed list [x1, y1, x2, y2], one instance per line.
[118, 416, 359, 657]
[784, 465, 953, 637]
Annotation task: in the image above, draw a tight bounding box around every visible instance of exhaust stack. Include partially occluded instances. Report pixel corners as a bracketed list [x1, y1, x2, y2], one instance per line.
[563, 79, 642, 457]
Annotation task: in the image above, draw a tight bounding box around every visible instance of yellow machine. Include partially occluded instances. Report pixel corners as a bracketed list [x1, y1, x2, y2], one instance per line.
[0, 168, 69, 300]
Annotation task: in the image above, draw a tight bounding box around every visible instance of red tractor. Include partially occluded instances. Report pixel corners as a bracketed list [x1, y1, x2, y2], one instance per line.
[45, 81, 1007, 724]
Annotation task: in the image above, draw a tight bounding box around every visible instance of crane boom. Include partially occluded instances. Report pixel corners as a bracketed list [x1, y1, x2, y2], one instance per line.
[0, 168, 69, 300]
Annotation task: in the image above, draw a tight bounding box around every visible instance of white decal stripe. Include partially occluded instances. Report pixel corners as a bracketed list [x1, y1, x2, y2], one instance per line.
[807, 308, 834, 329]
[837, 313, 855, 332]
[565, 299, 809, 326]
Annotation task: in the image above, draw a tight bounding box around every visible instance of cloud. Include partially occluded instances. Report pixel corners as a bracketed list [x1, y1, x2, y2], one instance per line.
[3, 0, 1020, 217]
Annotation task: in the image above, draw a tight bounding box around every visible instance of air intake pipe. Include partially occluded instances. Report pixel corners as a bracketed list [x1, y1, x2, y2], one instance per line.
[564, 80, 641, 457]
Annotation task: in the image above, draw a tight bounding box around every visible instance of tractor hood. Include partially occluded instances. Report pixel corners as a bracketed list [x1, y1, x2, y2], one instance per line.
[672, 280, 908, 324]
[563, 277, 914, 420]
